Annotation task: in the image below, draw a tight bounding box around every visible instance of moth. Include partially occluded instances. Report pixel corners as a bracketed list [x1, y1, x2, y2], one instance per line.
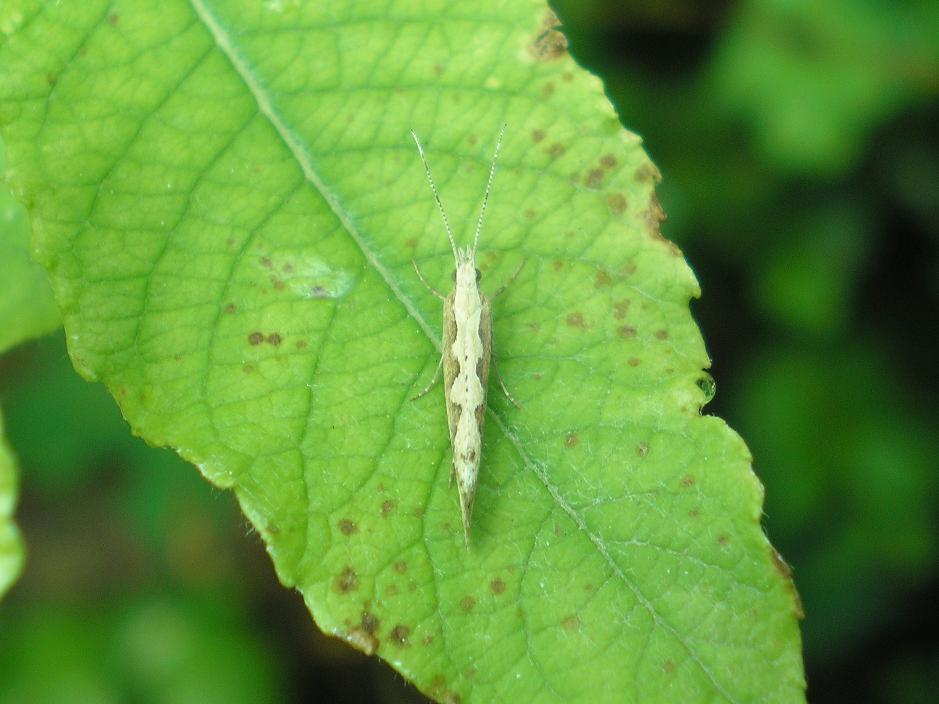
[410, 127, 520, 545]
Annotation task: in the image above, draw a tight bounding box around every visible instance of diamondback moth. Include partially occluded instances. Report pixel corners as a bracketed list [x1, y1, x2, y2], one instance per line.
[410, 126, 519, 545]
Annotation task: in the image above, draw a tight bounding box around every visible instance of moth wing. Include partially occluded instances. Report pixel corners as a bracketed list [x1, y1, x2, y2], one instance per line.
[442, 292, 460, 444]
[475, 294, 492, 435]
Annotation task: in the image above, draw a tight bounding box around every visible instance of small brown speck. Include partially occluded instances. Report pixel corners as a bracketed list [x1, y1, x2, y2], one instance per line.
[532, 129, 545, 143]
[613, 299, 631, 319]
[553, 259, 564, 271]
[562, 71, 574, 82]
[617, 326, 636, 339]
[467, 133, 478, 145]
[627, 357, 641, 367]
[346, 629, 378, 655]
[107, 13, 119, 26]
[566, 312, 586, 328]
[335, 566, 359, 593]
[524, 208, 537, 219]
[546, 142, 566, 158]
[296, 340, 308, 349]
[339, 519, 357, 535]
[283, 263, 294, 273]
[586, 169, 604, 189]
[595, 270, 612, 288]
[405, 237, 418, 248]
[663, 659, 676, 673]
[361, 611, 380, 634]
[390, 625, 410, 647]
[242, 364, 254, 374]
[564, 432, 579, 448]
[433, 63, 444, 76]
[272, 278, 285, 291]
[718, 534, 730, 546]
[655, 329, 669, 340]
[680, 474, 695, 488]
[260, 256, 272, 268]
[606, 193, 627, 214]
[224, 303, 237, 314]
[381, 499, 396, 517]
[248, 332, 264, 345]
[422, 633, 435, 646]
[267, 333, 282, 346]
[541, 82, 555, 98]
[600, 154, 617, 169]
[689, 508, 700, 518]
[393, 560, 408, 574]
[634, 163, 661, 183]
[490, 578, 506, 595]
[561, 615, 582, 631]
[459, 596, 476, 612]
[636, 442, 649, 457]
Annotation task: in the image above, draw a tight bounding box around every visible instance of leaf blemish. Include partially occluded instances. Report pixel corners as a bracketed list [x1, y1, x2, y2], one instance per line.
[260, 256, 273, 268]
[224, 302, 237, 313]
[586, 169, 604, 189]
[339, 518, 358, 535]
[393, 560, 407, 574]
[564, 432, 579, 448]
[531, 129, 545, 143]
[628, 357, 641, 367]
[636, 442, 649, 457]
[680, 474, 695, 488]
[248, 332, 264, 345]
[606, 193, 627, 214]
[335, 566, 359, 593]
[361, 610, 380, 634]
[613, 299, 631, 319]
[655, 329, 669, 340]
[380, 499, 396, 517]
[617, 325, 636, 339]
[595, 270, 612, 288]
[600, 154, 618, 169]
[242, 364, 253, 374]
[562, 615, 582, 631]
[546, 142, 566, 158]
[390, 625, 410, 647]
[490, 577, 506, 595]
[459, 596, 476, 612]
[718, 534, 730, 546]
[566, 312, 586, 328]
[267, 332, 282, 346]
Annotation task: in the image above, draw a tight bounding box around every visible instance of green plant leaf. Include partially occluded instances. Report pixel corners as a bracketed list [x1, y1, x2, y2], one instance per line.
[0, 408, 24, 598]
[0, 1, 804, 701]
[0, 137, 60, 354]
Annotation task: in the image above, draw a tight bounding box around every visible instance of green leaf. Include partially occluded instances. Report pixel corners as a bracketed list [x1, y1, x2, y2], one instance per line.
[0, 2, 804, 701]
[0, 138, 60, 353]
[0, 408, 24, 598]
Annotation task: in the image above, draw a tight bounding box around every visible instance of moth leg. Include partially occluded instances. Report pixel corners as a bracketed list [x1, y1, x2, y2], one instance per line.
[411, 353, 444, 401]
[491, 259, 526, 299]
[494, 364, 522, 409]
[412, 259, 446, 300]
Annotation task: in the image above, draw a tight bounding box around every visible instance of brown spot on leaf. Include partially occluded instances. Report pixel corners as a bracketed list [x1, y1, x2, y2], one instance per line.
[553, 259, 564, 271]
[267, 332, 282, 346]
[663, 659, 676, 673]
[606, 193, 627, 214]
[335, 567, 359, 593]
[585, 168, 604, 189]
[339, 519, 357, 535]
[634, 163, 662, 183]
[467, 133, 477, 145]
[381, 499, 396, 517]
[541, 82, 555, 98]
[260, 256, 273, 268]
[688, 508, 700, 518]
[393, 560, 408, 574]
[620, 262, 637, 277]
[405, 237, 418, 248]
[248, 332, 264, 345]
[595, 270, 612, 288]
[490, 578, 506, 595]
[618, 326, 636, 339]
[296, 340, 308, 349]
[529, 10, 568, 62]
[614, 299, 631, 319]
[272, 277, 285, 291]
[770, 548, 805, 618]
[600, 154, 617, 169]
[655, 329, 669, 340]
[562, 615, 582, 631]
[546, 142, 566, 158]
[433, 63, 444, 76]
[636, 442, 649, 457]
[107, 13, 119, 26]
[224, 303, 237, 314]
[283, 262, 294, 273]
[531, 129, 545, 143]
[346, 628, 378, 655]
[390, 625, 410, 647]
[361, 610, 380, 634]
[680, 474, 695, 488]
[242, 364, 254, 374]
[459, 596, 476, 612]
[524, 208, 537, 219]
[627, 357, 641, 367]
[566, 312, 586, 328]
[565, 432, 579, 448]
[717, 534, 729, 546]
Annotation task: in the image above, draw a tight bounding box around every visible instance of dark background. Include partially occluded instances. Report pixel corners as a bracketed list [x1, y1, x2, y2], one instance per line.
[1, 1, 937, 702]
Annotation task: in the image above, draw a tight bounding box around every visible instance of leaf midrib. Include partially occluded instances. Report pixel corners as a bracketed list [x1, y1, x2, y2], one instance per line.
[185, 1, 736, 700]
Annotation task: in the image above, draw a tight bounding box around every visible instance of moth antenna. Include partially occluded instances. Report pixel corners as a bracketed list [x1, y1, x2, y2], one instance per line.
[411, 130, 458, 261]
[472, 123, 506, 256]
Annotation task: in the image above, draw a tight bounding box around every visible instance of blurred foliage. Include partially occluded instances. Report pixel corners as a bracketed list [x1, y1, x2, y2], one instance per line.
[1, 0, 937, 702]
[552, 0, 939, 702]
